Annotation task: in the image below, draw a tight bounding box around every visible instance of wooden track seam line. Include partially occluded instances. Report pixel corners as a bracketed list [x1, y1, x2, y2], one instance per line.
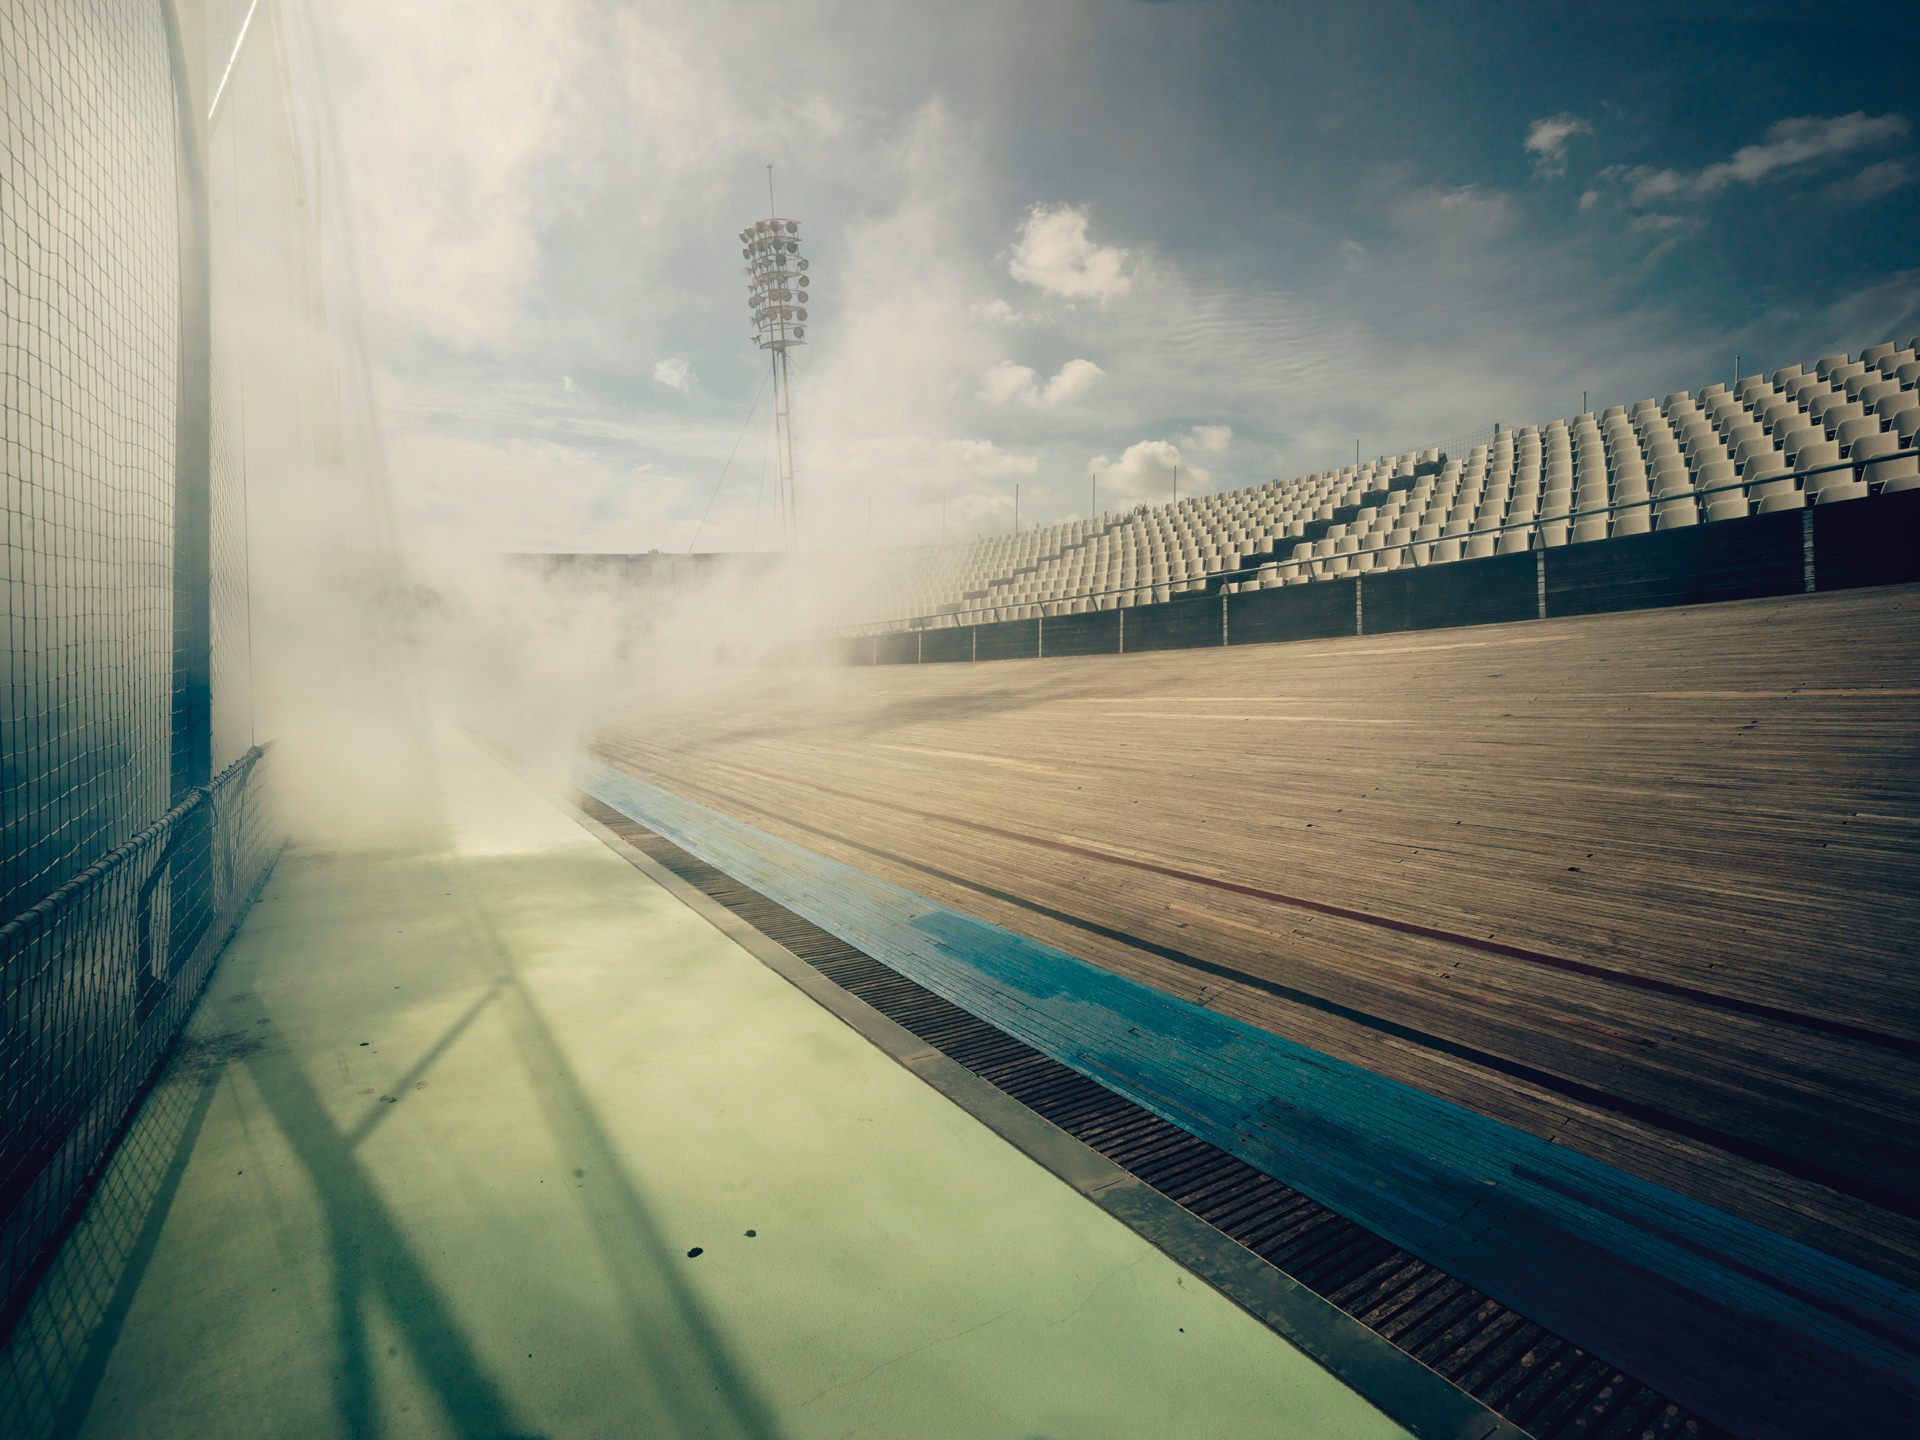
[684, 755, 1920, 1059]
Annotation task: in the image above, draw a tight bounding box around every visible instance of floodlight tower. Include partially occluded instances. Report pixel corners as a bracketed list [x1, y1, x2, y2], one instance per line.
[740, 169, 810, 548]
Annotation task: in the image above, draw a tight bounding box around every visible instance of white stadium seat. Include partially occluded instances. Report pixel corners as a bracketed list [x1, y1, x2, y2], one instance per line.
[854, 341, 1917, 634]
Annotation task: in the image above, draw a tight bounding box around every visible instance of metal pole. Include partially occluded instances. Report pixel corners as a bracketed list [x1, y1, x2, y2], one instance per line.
[160, 0, 217, 981]
[771, 346, 797, 549]
[1014, 483, 1020, 534]
[164, 0, 212, 801]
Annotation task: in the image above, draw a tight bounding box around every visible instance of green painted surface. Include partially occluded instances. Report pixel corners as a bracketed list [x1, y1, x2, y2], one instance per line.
[4, 737, 1409, 1440]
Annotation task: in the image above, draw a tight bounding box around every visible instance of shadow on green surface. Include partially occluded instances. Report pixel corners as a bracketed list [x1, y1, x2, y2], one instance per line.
[4, 844, 785, 1440]
[0, 1066, 220, 1440]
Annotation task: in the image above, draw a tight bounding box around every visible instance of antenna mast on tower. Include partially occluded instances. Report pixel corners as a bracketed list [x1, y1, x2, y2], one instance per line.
[740, 167, 810, 549]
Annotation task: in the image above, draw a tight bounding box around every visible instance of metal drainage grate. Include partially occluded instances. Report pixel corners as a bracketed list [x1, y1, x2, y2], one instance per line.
[580, 796, 1721, 1440]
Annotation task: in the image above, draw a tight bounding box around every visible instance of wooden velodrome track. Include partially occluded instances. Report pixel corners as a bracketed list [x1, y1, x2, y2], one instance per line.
[595, 583, 1920, 1293]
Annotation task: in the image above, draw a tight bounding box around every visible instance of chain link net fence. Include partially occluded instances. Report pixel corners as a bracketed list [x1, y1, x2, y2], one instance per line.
[0, 0, 358, 1358]
[3, 0, 181, 923]
[0, 743, 274, 1325]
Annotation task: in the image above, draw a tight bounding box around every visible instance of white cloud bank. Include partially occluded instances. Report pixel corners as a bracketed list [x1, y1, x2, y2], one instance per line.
[321, 0, 593, 350]
[978, 356, 1105, 407]
[1009, 203, 1132, 303]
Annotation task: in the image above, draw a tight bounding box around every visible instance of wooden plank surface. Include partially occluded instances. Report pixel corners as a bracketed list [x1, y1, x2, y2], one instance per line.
[593, 583, 1920, 1292]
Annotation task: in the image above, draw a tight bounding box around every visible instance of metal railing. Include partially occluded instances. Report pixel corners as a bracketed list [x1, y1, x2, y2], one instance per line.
[841, 448, 1916, 637]
[0, 745, 278, 1335]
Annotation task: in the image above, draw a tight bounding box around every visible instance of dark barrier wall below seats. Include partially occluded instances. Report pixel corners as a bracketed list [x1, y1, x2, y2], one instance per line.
[848, 491, 1918, 666]
[1043, 610, 1120, 657]
[1227, 576, 1358, 646]
[921, 626, 973, 663]
[1127, 595, 1223, 652]
[1361, 550, 1537, 635]
[976, 617, 1040, 661]
[877, 631, 919, 666]
[1546, 510, 1805, 617]
[1813, 487, 1920, 591]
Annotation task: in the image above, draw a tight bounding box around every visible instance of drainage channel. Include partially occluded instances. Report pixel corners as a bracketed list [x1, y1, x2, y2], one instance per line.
[578, 795, 1721, 1440]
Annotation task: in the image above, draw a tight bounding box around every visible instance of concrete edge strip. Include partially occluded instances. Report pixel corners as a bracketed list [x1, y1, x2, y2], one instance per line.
[554, 791, 1522, 1440]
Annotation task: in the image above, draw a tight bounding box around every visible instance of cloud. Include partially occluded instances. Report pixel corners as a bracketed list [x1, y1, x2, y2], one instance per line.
[949, 437, 1039, 477]
[1631, 112, 1911, 204]
[1088, 439, 1210, 504]
[977, 360, 1037, 405]
[320, 0, 595, 350]
[1832, 157, 1916, 205]
[977, 356, 1105, 407]
[970, 297, 1040, 326]
[1525, 113, 1592, 178]
[1008, 203, 1132, 303]
[1186, 424, 1232, 453]
[651, 357, 693, 392]
[1042, 357, 1104, 405]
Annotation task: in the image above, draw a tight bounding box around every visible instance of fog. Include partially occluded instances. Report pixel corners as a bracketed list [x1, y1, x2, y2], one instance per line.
[207, 1, 935, 854]
[240, 418, 882, 850]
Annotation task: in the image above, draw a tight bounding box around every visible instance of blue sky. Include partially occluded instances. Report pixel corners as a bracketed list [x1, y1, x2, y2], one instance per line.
[313, 0, 1920, 551]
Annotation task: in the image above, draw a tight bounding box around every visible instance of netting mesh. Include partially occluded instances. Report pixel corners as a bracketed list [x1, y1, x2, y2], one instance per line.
[0, 743, 276, 1331]
[2, 0, 181, 921]
[0, 0, 344, 1353]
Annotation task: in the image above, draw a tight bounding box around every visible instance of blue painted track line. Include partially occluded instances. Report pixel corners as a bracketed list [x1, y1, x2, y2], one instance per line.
[581, 759, 1920, 1438]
